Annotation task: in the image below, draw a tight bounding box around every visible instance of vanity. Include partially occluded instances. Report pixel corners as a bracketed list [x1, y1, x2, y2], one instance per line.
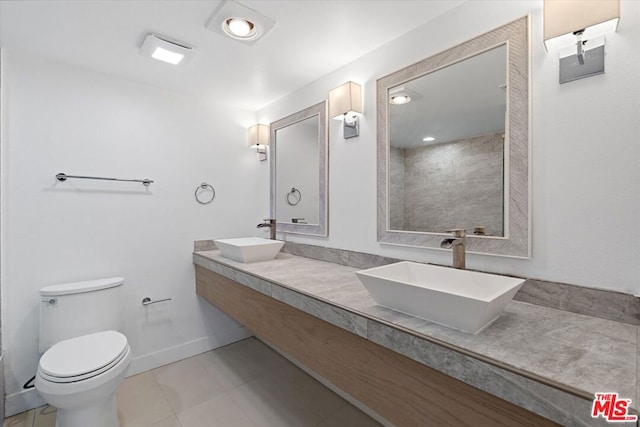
[193, 246, 637, 427]
[194, 14, 638, 427]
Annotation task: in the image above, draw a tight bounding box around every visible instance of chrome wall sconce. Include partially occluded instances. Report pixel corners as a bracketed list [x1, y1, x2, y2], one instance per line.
[544, 0, 619, 84]
[328, 81, 363, 139]
[248, 124, 269, 161]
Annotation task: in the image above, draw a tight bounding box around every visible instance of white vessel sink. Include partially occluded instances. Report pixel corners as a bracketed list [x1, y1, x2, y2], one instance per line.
[355, 261, 525, 333]
[214, 237, 284, 263]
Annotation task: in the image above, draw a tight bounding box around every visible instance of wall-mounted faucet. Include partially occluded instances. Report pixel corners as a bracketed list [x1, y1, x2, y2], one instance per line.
[257, 218, 277, 240]
[440, 229, 466, 269]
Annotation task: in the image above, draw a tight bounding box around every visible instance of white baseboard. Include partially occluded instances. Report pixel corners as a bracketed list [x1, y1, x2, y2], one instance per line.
[5, 387, 46, 418]
[4, 327, 252, 417]
[127, 326, 252, 376]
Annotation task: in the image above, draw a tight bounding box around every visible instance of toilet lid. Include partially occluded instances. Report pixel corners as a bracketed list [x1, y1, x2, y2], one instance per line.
[39, 331, 128, 380]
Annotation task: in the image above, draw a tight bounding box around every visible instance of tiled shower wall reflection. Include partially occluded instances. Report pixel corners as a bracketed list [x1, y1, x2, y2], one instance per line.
[389, 133, 504, 236]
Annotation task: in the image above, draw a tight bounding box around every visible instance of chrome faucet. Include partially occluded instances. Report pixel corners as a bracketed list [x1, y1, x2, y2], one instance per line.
[257, 218, 277, 240]
[440, 229, 466, 269]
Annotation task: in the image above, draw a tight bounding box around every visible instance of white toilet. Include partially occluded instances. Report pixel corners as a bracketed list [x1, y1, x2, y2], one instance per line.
[34, 277, 132, 427]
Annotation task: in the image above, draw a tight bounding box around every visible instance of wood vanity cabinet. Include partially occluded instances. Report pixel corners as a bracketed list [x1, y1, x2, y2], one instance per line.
[195, 265, 559, 427]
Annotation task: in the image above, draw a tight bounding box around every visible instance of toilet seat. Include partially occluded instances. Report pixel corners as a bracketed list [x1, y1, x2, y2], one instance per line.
[38, 330, 128, 383]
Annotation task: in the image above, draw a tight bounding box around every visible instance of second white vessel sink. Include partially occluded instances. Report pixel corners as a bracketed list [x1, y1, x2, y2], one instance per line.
[214, 237, 284, 263]
[355, 261, 525, 333]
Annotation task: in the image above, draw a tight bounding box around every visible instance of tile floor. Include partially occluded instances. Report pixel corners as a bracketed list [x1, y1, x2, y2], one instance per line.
[3, 337, 382, 427]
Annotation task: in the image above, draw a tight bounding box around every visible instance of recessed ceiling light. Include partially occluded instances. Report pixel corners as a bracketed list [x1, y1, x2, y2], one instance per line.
[423, 136, 435, 142]
[206, 0, 276, 46]
[390, 95, 411, 105]
[140, 34, 195, 65]
[389, 86, 422, 105]
[225, 18, 257, 39]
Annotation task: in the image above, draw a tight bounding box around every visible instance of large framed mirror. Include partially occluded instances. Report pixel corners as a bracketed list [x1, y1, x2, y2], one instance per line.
[377, 17, 529, 257]
[270, 101, 328, 236]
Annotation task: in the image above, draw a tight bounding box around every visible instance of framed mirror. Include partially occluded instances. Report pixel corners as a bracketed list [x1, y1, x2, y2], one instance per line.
[377, 17, 530, 257]
[270, 101, 328, 236]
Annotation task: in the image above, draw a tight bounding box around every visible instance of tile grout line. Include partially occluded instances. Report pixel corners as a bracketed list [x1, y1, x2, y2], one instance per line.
[222, 391, 262, 427]
[187, 349, 267, 427]
[149, 369, 183, 427]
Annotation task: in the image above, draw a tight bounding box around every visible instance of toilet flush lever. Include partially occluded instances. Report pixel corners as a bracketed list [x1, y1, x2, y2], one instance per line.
[47, 298, 57, 305]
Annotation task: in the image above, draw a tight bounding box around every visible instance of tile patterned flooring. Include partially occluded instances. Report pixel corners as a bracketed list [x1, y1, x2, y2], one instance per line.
[3, 338, 382, 427]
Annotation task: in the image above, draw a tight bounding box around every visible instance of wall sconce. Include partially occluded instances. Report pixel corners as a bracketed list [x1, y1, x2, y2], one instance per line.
[544, 0, 619, 84]
[328, 81, 363, 139]
[248, 124, 269, 161]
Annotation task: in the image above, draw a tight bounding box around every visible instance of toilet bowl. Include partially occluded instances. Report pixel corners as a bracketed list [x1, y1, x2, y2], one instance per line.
[35, 277, 129, 426]
[35, 330, 132, 427]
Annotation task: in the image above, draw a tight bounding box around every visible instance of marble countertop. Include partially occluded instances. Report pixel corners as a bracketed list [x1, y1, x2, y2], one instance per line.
[194, 250, 638, 427]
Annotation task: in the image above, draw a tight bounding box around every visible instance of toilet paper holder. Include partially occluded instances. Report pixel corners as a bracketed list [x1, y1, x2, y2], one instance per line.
[141, 297, 172, 306]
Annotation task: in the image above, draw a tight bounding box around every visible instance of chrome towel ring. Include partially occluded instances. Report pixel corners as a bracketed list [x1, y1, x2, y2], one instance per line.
[195, 182, 216, 204]
[286, 187, 301, 206]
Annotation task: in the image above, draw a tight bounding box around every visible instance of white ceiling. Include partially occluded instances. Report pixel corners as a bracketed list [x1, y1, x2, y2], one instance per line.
[0, 0, 464, 111]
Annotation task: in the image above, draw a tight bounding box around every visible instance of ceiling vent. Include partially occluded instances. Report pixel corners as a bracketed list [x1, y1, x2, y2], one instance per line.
[139, 34, 195, 65]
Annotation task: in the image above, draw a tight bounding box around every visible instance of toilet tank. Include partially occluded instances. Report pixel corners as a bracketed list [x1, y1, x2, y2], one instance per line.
[39, 277, 124, 353]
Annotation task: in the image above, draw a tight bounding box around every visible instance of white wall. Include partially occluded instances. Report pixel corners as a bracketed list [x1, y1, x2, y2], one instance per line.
[258, 0, 640, 295]
[0, 50, 269, 414]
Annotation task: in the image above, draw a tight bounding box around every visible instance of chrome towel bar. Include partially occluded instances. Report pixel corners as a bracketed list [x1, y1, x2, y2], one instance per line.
[56, 172, 154, 186]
